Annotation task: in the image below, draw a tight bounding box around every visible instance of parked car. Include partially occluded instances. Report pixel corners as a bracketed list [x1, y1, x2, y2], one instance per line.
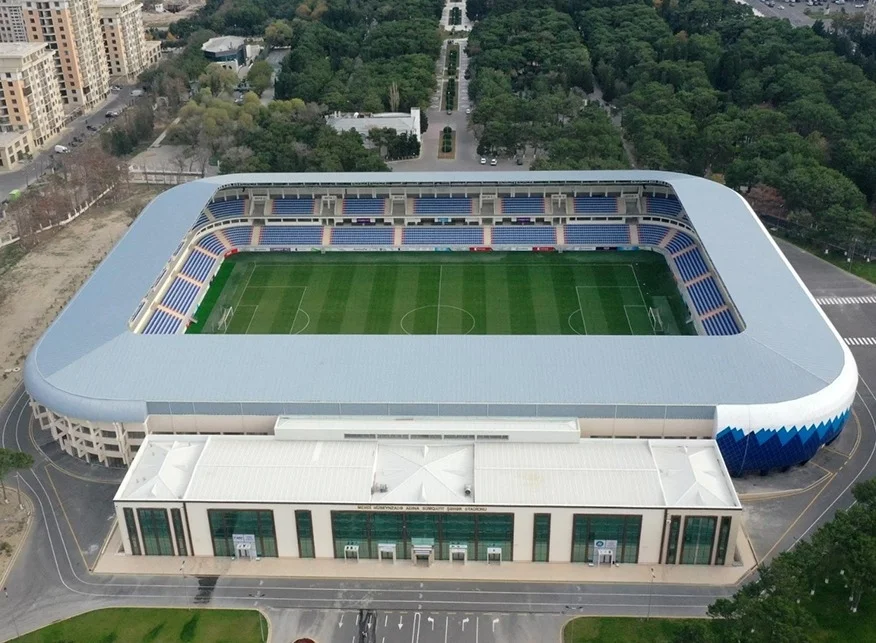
[105, 110, 119, 118]
[54, 144, 70, 153]
[110, 85, 121, 92]
[87, 124, 98, 131]
[480, 157, 486, 165]
[465, 107, 471, 114]
[490, 158, 497, 166]
[516, 157, 523, 166]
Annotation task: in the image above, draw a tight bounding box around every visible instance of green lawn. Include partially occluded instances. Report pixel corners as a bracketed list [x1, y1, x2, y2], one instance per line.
[562, 617, 697, 643]
[187, 251, 693, 336]
[563, 587, 876, 643]
[11, 608, 268, 643]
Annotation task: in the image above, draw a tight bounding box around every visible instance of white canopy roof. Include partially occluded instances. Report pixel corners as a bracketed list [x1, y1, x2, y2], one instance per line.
[116, 429, 740, 510]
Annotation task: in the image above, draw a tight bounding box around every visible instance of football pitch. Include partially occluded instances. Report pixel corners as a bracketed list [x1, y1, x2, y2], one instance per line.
[187, 252, 694, 336]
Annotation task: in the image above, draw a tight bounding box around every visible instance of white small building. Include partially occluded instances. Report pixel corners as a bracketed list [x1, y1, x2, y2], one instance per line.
[114, 418, 742, 574]
[326, 108, 422, 144]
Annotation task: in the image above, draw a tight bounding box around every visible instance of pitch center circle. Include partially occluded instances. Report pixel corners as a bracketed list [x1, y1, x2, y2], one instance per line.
[400, 305, 476, 335]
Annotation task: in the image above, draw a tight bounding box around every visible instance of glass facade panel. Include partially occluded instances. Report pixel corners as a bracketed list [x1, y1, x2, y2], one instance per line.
[295, 510, 315, 559]
[532, 514, 550, 562]
[137, 508, 174, 556]
[680, 516, 717, 565]
[665, 515, 681, 564]
[571, 514, 642, 564]
[714, 516, 732, 566]
[441, 514, 476, 560]
[476, 514, 513, 561]
[123, 507, 141, 556]
[208, 510, 277, 558]
[170, 508, 187, 557]
[328, 512, 514, 562]
[371, 512, 407, 559]
[332, 511, 369, 558]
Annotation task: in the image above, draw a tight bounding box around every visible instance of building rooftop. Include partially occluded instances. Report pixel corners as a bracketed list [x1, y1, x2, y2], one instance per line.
[24, 172, 856, 430]
[115, 432, 741, 510]
[201, 36, 246, 54]
[0, 42, 48, 59]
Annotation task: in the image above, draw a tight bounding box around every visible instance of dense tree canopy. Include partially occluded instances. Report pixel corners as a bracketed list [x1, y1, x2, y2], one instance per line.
[467, 8, 625, 167]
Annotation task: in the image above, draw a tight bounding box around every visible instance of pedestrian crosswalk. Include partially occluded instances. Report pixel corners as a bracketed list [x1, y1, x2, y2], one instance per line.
[817, 295, 876, 305]
[844, 337, 876, 346]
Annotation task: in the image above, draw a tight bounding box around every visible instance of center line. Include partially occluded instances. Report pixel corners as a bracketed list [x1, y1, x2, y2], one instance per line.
[436, 265, 443, 334]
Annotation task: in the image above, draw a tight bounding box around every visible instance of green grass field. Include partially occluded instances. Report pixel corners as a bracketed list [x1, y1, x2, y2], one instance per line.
[187, 251, 693, 336]
[11, 608, 268, 643]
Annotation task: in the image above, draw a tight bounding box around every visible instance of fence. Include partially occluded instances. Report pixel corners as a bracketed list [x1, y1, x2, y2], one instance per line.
[759, 213, 876, 263]
[0, 185, 114, 250]
[128, 166, 203, 186]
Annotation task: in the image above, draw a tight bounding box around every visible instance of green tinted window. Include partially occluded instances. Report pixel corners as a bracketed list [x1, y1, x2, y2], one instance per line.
[295, 510, 315, 559]
[123, 507, 141, 556]
[665, 516, 681, 564]
[137, 508, 174, 556]
[208, 510, 277, 558]
[533, 514, 550, 562]
[681, 516, 716, 565]
[170, 508, 187, 557]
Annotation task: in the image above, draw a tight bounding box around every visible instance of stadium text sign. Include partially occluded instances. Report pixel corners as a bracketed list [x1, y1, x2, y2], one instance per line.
[358, 505, 488, 513]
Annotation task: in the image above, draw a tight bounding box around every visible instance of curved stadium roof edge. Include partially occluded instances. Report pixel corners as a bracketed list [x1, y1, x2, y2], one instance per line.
[24, 171, 857, 433]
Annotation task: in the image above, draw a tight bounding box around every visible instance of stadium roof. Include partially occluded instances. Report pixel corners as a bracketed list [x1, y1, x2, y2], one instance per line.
[115, 434, 740, 510]
[25, 171, 855, 425]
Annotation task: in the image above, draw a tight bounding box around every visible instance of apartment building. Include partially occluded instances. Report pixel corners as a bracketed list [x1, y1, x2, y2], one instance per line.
[0, 0, 26, 42]
[98, 0, 159, 79]
[0, 42, 63, 166]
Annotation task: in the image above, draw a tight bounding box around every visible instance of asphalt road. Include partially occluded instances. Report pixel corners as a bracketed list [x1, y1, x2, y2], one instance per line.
[0, 240, 875, 642]
[0, 85, 138, 199]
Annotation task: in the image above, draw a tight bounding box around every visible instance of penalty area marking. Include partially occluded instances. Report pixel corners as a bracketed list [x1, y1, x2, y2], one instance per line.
[400, 305, 476, 335]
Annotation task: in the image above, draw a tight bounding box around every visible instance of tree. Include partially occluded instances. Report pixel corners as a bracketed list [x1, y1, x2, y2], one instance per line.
[264, 20, 293, 49]
[0, 448, 33, 506]
[199, 63, 238, 97]
[246, 60, 274, 96]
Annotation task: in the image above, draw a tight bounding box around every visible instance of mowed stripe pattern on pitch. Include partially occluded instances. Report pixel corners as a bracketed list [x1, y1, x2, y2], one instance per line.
[192, 252, 690, 336]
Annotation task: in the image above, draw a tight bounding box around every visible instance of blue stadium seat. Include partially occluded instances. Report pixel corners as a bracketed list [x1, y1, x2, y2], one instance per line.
[223, 226, 254, 247]
[193, 213, 209, 229]
[160, 277, 200, 315]
[646, 196, 683, 217]
[637, 224, 670, 246]
[143, 309, 181, 335]
[413, 197, 473, 215]
[197, 233, 225, 255]
[703, 309, 739, 336]
[501, 197, 545, 215]
[564, 224, 630, 245]
[403, 226, 484, 245]
[260, 226, 323, 246]
[180, 249, 217, 283]
[330, 227, 394, 245]
[665, 232, 694, 254]
[492, 226, 556, 245]
[573, 196, 618, 214]
[343, 198, 386, 216]
[272, 198, 316, 216]
[687, 277, 724, 315]
[674, 248, 708, 282]
[207, 199, 246, 221]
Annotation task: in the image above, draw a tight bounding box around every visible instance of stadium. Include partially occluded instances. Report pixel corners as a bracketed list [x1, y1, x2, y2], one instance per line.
[23, 171, 857, 567]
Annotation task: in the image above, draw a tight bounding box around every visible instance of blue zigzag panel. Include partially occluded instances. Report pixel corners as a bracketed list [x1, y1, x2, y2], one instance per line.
[716, 409, 850, 475]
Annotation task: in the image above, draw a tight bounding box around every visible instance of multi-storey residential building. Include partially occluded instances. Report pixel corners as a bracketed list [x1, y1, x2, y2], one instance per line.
[98, 0, 158, 79]
[0, 0, 26, 42]
[0, 42, 63, 149]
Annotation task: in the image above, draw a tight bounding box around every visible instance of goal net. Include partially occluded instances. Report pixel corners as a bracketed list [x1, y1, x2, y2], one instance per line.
[216, 306, 234, 333]
[648, 307, 664, 335]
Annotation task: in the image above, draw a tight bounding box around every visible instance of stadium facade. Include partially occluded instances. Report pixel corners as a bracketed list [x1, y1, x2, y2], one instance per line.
[24, 171, 856, 480]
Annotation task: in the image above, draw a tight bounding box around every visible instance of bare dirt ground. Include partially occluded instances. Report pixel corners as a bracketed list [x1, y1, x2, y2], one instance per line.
[0, 493, 30, 587]
[141, 1, 204, 28]
[0, 185, 165, 403]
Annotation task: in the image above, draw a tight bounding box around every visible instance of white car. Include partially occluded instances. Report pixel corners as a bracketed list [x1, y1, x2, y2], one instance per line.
[465, 108, 471, 114]
[480, 157, 486, 165]
[490, 158, 497, 166]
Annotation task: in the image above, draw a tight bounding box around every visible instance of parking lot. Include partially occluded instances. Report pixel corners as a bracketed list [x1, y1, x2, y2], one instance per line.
[739, 0, 868, 26]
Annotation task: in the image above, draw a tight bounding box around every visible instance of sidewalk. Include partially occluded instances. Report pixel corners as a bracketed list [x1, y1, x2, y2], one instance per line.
[94, 523, 757, 586]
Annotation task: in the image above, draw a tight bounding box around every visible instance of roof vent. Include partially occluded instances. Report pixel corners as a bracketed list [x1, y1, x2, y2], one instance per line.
[464, 484, 472, 497]
[372, 483, 388, 493]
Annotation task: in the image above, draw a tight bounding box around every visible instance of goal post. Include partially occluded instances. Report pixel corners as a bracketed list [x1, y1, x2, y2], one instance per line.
[216, 305, 234, 333]
[648, 307, 664, 335]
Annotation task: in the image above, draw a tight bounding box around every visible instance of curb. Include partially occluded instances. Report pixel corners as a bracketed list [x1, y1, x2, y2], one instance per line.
[0, 489, 35, 590]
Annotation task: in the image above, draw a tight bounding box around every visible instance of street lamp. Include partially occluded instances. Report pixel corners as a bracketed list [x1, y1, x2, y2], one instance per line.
[646, 567, 657, 619]
[179, 560, 186, 603]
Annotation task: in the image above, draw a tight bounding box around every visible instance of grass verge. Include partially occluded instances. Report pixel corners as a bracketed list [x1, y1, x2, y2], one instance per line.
[10, 608, 268, 643]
